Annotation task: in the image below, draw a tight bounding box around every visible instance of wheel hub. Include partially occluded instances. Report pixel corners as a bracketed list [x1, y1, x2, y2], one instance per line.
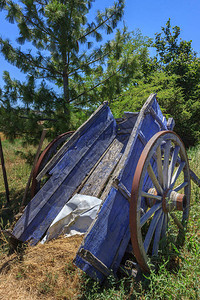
[146, 188, 186, 213]
[162, 190, 186, 213]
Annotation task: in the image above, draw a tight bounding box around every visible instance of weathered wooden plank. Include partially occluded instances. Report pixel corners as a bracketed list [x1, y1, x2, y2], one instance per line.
[115, 94, 157, 182]
[75, 94, 169, 281]
[36, 102, 108, 181]
[74, 187, 130, 281]
[167, 117, 175, 130]
[12, 107, 116, 243]
[80, 138, 124, 198]
[15, 124, 116, 244]
[49, 108, 114, 176]
[148, 107, 166, 131]
[101, 94, 160, 201]
[112, 179, 131, 202]
[78, 249, 111, 277]
[117, 112, 139, 135]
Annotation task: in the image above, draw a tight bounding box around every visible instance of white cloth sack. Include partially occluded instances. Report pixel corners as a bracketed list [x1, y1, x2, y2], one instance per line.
[41, 194, 102, 243]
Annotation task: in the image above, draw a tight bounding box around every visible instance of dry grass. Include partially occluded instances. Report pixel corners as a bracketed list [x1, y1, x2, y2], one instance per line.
[0, 235, 83, 300]
[0, 138, 199, 300]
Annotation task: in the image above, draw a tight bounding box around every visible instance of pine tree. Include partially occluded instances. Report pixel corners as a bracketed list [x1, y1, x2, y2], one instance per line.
[0, 0, 124, 142]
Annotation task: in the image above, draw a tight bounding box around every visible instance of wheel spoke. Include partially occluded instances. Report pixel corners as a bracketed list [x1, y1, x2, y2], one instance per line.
[163, 140, 171, 189]
[161, 213, 168, 239]
[173, 181, 188, 192]
[168, 146, 180, 186]
[169, 212, 184, 230]
[144, 209, 162, 253]
[140, 202, 162, 227]
[147, 164, 163, 195]
[130, 131, 190, 273]
[141, 191, 162, 201]
[152, 213, 164, 255]
[156, 145, 163, 188]
[169, 161, 186, 190]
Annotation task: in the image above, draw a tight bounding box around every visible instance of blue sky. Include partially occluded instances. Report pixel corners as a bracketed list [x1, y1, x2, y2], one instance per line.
[0, 0, 199, 88]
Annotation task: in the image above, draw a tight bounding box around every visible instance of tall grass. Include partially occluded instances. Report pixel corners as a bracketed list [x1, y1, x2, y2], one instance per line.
[80, 144, 200, 299]
[0, 138, 199, 299]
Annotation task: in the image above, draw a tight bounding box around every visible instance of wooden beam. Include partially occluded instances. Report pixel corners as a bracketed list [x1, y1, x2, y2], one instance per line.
[20, 129, 47, 209]
[0, 138, 10, 204]
[78, 248, 111, 277]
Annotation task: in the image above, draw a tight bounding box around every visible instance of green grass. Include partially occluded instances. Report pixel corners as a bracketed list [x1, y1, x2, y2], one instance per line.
[0, 139, 199, 299]
[79, 144, 200, 300]
[0, 138, 47, 228]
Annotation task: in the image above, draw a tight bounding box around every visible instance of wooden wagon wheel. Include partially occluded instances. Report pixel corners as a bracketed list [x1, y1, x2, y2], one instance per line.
[130, 131, 191, 273]
[31, 131, 74, 198]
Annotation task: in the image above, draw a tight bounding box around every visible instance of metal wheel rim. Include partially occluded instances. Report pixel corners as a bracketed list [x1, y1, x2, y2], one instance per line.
[130, 131, 191, 272]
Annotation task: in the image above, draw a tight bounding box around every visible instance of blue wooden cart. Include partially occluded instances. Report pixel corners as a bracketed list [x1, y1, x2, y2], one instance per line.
[12, 93, 199, 281]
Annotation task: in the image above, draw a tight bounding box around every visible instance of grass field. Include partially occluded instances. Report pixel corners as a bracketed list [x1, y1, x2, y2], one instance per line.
[0, 137, 199, 299]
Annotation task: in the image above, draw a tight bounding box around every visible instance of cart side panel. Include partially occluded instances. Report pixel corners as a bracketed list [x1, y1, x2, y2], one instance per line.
[75, 97, 168, 281]
[13, 106, 117, 244]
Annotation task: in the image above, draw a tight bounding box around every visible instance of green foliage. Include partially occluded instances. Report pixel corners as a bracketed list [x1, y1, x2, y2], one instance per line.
[152, 19, 200, 146]
[110, 19, 200, 147]
[0, 0, 125, 142]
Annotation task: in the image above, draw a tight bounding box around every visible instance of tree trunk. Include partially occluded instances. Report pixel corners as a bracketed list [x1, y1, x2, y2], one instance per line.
[62, 67, 71, 127]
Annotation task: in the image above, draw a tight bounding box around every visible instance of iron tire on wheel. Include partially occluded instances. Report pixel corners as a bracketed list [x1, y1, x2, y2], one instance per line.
[130, 131, 191, 273]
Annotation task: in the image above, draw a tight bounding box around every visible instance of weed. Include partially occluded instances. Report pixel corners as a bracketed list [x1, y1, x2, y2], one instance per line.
[64, 261, 76, 276]
[38, 272, 58, 295]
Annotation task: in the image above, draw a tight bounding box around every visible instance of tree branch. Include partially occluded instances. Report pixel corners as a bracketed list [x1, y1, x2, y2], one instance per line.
[68, 51, 109, 76]
[78, 8, 119, 41]
[68, 68, 121, 103]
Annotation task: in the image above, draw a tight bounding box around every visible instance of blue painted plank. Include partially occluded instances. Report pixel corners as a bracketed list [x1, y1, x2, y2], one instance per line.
[12, 106, 117, 243]
[75, 187, 130, 281]
[74, 97, 168, 281]
[75, 136, 144, 281]
[49, 106, 115, 175]
[36, 103, 109, 181]
[20, 123, 116, 244]
[152, 98, 167, 128]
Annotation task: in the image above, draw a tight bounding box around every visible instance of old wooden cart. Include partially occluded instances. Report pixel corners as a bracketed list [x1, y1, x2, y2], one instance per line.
[12, 94, 200, 282]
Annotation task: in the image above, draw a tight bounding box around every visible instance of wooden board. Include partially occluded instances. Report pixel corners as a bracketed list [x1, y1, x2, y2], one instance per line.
[74, 94, 168, 281]
[80, 138, 124, 198]
[36, 102, 109, 181]
[12, 105, 117, 244]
